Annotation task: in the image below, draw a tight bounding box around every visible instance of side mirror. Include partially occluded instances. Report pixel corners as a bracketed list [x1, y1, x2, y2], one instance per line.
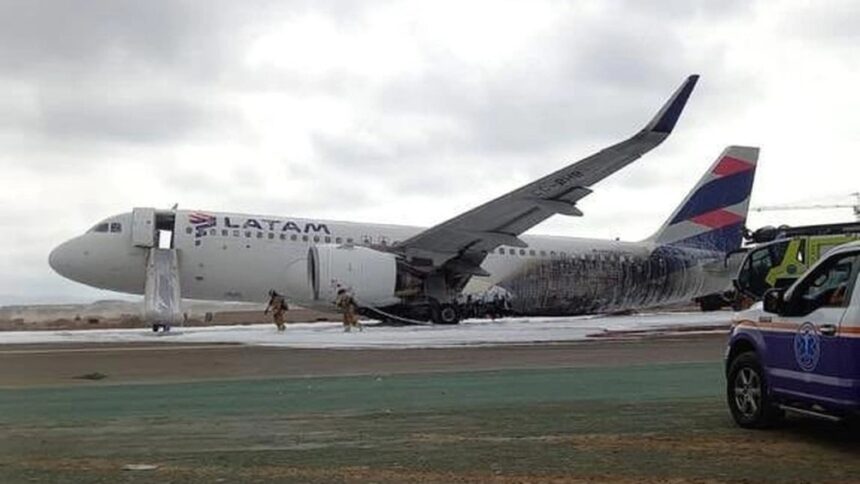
[763, 288, 785, 315]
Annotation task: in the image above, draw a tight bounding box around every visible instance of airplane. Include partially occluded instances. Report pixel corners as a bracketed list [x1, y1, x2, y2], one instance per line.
[48, 74, 760, 327]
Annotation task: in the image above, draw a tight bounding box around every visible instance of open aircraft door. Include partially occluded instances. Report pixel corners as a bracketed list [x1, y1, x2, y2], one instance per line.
[132, 207, 157, 248]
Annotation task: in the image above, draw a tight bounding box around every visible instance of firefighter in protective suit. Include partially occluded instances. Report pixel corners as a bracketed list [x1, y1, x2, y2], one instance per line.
[264, 290, 289, 331]
[335, 287, 362, 332]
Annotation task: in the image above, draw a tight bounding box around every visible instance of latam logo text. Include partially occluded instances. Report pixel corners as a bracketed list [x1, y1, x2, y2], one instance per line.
[188, 213, 331, 236]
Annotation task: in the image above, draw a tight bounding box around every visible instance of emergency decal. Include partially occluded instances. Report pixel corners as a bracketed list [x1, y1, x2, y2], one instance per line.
[794, 322, 821, 372]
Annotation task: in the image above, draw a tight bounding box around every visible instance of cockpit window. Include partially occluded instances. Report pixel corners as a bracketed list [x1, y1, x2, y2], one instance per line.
[88, 221, 122, 234]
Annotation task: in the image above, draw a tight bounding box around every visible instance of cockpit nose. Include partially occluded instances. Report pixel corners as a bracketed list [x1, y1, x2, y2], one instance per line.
[48, 215, 148, 294]
[48, 238, 78, 280]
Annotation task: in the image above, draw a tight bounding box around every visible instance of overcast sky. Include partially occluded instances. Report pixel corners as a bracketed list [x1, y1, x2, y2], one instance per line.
[1, 0, 859, 305]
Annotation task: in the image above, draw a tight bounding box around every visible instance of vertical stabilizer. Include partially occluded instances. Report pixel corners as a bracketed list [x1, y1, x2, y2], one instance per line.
[649, 146, 759, 253]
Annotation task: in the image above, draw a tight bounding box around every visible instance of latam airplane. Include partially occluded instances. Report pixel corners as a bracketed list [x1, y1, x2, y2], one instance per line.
[49, 75, 759, 325]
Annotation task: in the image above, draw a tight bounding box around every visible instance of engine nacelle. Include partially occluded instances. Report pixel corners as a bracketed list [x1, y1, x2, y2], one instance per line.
[307, 245, 400, 307]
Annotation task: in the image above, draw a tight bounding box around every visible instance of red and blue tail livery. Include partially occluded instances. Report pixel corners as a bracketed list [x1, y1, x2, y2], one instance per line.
[651, 146, 759, 253]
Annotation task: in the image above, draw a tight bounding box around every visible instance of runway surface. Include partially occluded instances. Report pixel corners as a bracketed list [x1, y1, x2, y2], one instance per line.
[0, 311, 731, 349]
[2, 313, 858, 483]
[0, 334, 724, 388]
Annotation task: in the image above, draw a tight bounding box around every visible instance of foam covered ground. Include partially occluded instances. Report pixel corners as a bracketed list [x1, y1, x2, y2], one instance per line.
[0, 312, 731, 349]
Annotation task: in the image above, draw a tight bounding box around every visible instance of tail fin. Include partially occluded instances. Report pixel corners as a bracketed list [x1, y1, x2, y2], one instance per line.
[649, 146, 759, 253]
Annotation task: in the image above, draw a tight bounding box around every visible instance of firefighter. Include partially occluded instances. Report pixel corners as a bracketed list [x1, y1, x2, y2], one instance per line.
[335, 288, 362, 332]
[264, 289, 289, 331]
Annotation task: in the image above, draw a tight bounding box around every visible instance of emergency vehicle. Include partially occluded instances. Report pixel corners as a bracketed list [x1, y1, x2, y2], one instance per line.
[735, 233, 860, 300]
[727, 241, 860, 427]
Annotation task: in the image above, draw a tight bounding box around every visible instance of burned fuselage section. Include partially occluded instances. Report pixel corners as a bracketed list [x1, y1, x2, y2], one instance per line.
[497, 244, 729, 316]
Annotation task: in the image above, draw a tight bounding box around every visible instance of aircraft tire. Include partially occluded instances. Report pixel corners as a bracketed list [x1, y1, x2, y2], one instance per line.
[727, 351, 782, 429]
[431, 302, 460, 325]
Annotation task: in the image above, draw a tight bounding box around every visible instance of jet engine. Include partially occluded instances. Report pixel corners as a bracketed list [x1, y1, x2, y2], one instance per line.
[307, 245, 400, 307]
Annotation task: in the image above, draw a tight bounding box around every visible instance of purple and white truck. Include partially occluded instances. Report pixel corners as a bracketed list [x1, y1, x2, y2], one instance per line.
[727, 241, 860, 427]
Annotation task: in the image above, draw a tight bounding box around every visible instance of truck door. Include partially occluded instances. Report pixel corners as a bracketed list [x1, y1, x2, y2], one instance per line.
[132, 207, 157, 248]
[767, 251, 858, 409]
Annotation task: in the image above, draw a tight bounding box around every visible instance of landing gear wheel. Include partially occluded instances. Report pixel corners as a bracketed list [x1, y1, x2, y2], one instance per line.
[727, 351, 782, 429]
[431, 302, 460, 325]
[152, 323, 161, 333]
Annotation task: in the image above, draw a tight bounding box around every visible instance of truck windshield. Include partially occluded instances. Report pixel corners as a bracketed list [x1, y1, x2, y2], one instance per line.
[737, 240, 790, 299]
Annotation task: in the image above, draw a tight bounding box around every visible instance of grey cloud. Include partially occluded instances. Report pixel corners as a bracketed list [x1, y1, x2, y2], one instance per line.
[0, 0, 238, 79]
[311, 4, 749, 175]
[615, 0, 753, 21]
[35, 90, 222, 144]
[778, 1, 860, 45]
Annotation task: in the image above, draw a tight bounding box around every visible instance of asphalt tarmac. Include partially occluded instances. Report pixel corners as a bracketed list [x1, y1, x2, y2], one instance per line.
[1, 334, 858, 483]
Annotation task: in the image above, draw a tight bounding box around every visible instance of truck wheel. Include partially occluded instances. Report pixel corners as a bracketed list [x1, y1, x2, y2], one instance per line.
[727, 351, 781, 429]
[431, 302, 460, 325]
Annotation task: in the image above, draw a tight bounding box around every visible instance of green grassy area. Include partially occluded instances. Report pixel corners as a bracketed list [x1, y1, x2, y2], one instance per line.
[0, 362, 857, 483]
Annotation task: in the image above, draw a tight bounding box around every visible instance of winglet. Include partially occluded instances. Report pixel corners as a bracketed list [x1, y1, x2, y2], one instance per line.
[643, 74, 699, 134]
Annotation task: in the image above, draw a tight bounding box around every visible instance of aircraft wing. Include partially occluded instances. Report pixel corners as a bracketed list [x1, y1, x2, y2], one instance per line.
[395, 75, 699, 271]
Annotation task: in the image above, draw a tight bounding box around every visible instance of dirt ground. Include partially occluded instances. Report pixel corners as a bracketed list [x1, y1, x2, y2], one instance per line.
[1, 334, 858, 483]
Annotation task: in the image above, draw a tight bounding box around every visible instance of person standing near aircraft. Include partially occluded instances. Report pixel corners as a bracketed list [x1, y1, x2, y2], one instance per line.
[264, 289, 289, 331]
[335, 287, 362, 332]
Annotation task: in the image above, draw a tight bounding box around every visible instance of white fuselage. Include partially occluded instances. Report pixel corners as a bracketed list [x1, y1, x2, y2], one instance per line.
[49, 209, 734, 316]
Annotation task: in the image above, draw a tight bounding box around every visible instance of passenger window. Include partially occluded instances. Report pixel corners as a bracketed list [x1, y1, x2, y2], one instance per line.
[268, 233, 275, 240]
[540, 250, 546, 257]
[790, 253, 858, 314]
[222, 229, 229, 236]
[280, 234, 286, 240]
[519, 249, 526, 256]
[498, 248, 505, 255]
[291, 234, 298, 241]
[325, 236, 332, 243]
[529, 250, 536, 256]
[313, 235, 320, 243]
[347, 238, 354, 243]
[335, 237, 343, 244]
[109, 222, 122, 233]
[186, 227, 193, 234]
[302, 235, 308, 242]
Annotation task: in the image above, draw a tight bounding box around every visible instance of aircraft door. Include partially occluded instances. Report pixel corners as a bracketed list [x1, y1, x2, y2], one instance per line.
[132, 207, 157, 248]
[768, 252, 858, 407]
